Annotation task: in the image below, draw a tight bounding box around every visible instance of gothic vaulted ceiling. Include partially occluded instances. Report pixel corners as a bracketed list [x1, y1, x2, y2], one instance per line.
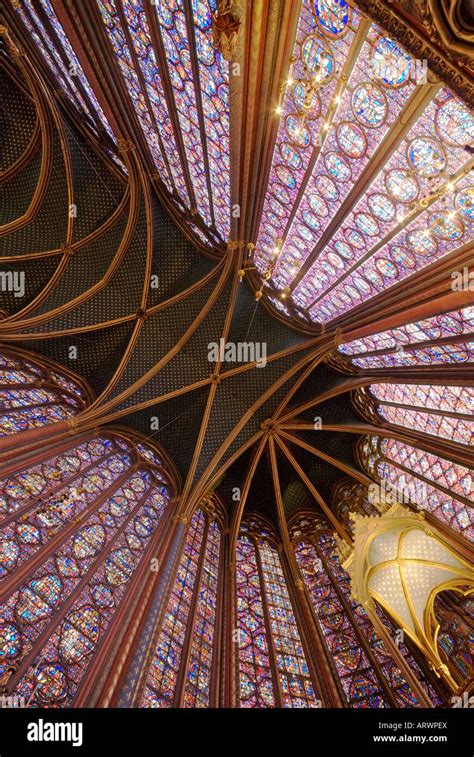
[0, 1, 472, 547]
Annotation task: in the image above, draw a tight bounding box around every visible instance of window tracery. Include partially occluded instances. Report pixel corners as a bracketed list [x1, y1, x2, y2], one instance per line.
[0, 350, 89, 438]
[235, 515, 321, 708]
[358, 435, 473, 540]
[0, 431, 173, 707]
[139, 503, 223, 708]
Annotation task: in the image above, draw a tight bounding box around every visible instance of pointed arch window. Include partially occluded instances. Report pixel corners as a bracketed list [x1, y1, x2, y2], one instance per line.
[13, 0, 116, 145]
[357, 383, 473, 446]
[139, 505, 223, 708]
[95, 0, 230, 240]
[0, 350, 89, 438]
[359, 435, 473, 540]
[290, 514, 443, 707]
[338, 306, 473, 369]
[235, 516, 321, 708]
[0, 432, 173, 707]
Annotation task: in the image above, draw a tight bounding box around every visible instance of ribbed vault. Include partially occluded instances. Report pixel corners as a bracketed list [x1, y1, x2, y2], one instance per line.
[0, 3, 472, 566]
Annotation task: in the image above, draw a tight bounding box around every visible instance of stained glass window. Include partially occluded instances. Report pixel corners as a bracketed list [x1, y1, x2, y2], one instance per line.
[14, 0, 116, 145]
[359, 435, 473, 540]
[433, 589, 473, 687]
[15, 0, 230, 239]
[331, 479, 380, 534]
[249, 0, 473, 326]
[339, 306, 474, 369]
[95, 0, 229, 240]
[0, 351, 88, 437]
[365, 383, 473, 446]
[290, 514, 443, 707]
[96, 0, 175, 194]
[139, 506, 222, 708]
[0, 434, 173, 706]
[236, 516, 321, 707]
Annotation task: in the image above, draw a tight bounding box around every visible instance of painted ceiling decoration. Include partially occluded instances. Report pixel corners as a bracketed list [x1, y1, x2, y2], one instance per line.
[0, 0, 472, 711]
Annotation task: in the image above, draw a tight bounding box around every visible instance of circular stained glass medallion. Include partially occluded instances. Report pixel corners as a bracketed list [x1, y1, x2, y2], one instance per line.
[344, 227, 365, 249]
[313, 0, 351, 37]
[269, 197, 286, 218]
[156, 0, 176, 28]
[36, 665, 68, 703]
[327, 251, 344, 269]
[316, 174, 339, 201]
[308, 194, 329, 216]
[368, 193, 396, 222]
[406, 229, 437, 256]
[352, 275, 372, 294]
[334, 240, 354, 259]
[105, 548, 134, 586]
[280, 142, 303, 170]
[301, 36, 334, 83]
[407, 137, 447, 177]
[275, 165, 296, 189]
[437, 313, 464, 334]
[385, 169, 419, 203]
[0, 623, 21, 659]
[0, 539, 19, 571]
[372, 37, 412, 88]
[354, 212, 379, 237]
[429, 211, 464, 240]
[272, 183, 291, 204]
[195, 27, 215, 65]
[435, 97, 474, 147]
[352, 82, 387, 128]
[302, 210, 320, 231]
[375, 258, 399, 278]
[298, 223, 316, 241]
[389, 245, 416, 268]
[59, 607, 99, 663]
[286, 114, 311, 148]
[455, 186, 474, 220]
[324, 151, 351, 182]
[194, 1, 212, 30]
[292, 82, 320, 117]
[336, 122, 367, 158]
[364, 265, 383, 286]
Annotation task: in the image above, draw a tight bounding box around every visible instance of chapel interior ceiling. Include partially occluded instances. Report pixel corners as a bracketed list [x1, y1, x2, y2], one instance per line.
[0, 0, 472, 540]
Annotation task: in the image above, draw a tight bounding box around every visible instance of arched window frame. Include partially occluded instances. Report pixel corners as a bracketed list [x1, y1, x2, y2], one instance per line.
[234, 513, 323, 708]
[432, 587, 473, 688]
[136, 496, 226, 708]
[0, 347, 92, 440]
[356, 434, 473, 542]
[0, 425, 178, 708]
[10, 0, 117, 147]
[352, 383, 473, 449]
